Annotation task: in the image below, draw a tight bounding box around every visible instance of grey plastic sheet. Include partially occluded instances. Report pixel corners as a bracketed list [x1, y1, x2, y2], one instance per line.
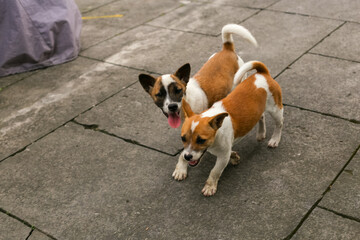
[0, 0, 82, 77]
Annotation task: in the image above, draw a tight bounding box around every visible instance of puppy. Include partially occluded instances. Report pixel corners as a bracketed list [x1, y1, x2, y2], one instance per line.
[138, 24, 257, 128]
[179, 61, 284, 196]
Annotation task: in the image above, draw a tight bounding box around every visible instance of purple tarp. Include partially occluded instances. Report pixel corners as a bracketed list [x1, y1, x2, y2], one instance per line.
[0, 0, 82, 77]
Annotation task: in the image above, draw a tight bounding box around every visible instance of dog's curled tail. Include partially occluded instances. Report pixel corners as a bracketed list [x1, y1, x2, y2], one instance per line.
[222, 24, 258, 49]
[233, 61, 269, 86]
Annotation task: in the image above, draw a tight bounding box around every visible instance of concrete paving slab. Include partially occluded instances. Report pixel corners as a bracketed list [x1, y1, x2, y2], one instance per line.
[147, 2, 258, 35]
[311, 22, 360, 62]
[74, 0, 114, 13]
[0, 122, 179, 239]
[80, 0, 181, 49]
[81, 11, 342, 78]
[28, 230, 52, 240]
[270, 0, 360, 22]
[198, 0, 279, 9]
[1, 0, 359, 239]
[81, 25, 236, 75]
[237, 10, 342, 77]
[275, 53, 360, 121]
[75, 82, 183, 155]
[0, 213, 31, 240]
[228, 107, 360, 239]
[0, 71, 36, 89]
[292, 208, 360, 240]
[1, 108, 359, 239]
[319, 151, 360, 219]
[0, 57, 140, 160]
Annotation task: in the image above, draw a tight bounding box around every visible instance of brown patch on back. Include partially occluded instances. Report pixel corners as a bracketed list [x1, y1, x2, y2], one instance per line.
[222, 74, 267, 138]
[194, 45, 239, 107]
[222, 71, 283, 138]
[267, 76, 283, 109]
[249, 61, 282, 108]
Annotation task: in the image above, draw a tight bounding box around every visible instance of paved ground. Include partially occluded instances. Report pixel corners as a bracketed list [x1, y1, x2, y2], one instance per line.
[1, 0, 359, 239]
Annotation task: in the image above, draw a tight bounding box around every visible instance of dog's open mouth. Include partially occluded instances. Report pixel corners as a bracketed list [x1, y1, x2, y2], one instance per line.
[188, 159, 199, 167]
[187, 149, 207, 167]
[167, 111, 181, 128]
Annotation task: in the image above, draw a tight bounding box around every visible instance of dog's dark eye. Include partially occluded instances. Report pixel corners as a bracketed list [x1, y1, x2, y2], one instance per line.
[181, 136, 186, 142]
[196, 136, 206, 144]
[155, 89, 166, 98]
[175, 87, 182, 94]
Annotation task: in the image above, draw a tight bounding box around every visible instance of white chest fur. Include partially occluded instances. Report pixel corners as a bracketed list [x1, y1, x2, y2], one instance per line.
[184, 78, 208, 114]
[207, 116, 234, 156]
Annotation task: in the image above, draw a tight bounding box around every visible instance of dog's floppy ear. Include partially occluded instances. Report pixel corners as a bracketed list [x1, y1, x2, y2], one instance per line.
[208, 113, 228, 130]
[174, 63, 191, 85]
[182, 98, 194, 118]
[139, 74, 156, 94]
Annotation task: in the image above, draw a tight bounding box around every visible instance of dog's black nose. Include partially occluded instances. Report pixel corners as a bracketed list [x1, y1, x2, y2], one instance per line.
[168, 103, 178, 112]
[184, 153, 193, 161]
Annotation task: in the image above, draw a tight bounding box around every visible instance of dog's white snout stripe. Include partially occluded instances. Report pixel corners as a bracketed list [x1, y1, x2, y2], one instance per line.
[191, 121, 199, 132]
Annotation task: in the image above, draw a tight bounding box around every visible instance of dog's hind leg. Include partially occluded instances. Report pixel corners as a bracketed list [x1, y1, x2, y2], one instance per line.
[267, 107, 283, 148]
[256, 114, 266, 141]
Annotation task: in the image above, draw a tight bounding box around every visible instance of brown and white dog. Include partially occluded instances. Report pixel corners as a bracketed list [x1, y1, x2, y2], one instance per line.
[138, 24, 257, 128]
[179, 61, 284, 196]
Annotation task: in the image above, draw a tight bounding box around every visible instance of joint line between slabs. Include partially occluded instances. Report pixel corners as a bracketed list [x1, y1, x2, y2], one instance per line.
[317, 206, 360, 223]
[264, 0, 283, 9]
[80, 3, 183, 52]
[71, 120, 181, 157]
[308, 52, 360, 64]
[265, 8, 359, 24]
[0, 120, 71, 163]
[25, 229, 34, 240]
[0, 76, 140, 164]
[323, 144, 360, 196]
[0, 72, 38, 90]
[0, 208, 57, 240]
[274, 21, 347, 79]
[283, 104, 360, 124]
[283, 144, 360, 240]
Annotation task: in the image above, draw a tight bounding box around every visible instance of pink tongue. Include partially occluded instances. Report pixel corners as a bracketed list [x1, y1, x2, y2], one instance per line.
[189, 160, 197, 166]
[168, 112, 181, 128]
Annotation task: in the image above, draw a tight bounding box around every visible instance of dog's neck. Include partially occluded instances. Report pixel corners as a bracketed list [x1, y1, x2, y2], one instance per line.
[207, 116, 235, 156]
[184, 77, 208, 114]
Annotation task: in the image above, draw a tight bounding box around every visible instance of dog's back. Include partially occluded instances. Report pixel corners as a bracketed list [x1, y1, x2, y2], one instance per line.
[224, 61, 283, 144]
[194, 42, 239, 108]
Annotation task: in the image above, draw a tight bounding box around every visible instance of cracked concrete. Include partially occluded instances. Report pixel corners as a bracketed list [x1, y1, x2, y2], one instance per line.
[1, 0, 359, 239]
[0, 211, 31, 240]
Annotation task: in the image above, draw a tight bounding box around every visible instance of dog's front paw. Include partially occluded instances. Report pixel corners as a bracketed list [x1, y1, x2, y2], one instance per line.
[230, 151, 241, 165]
[172, 167, 187, 181]
[268, 138, 280, 148]
[202, 182, 217, 196]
